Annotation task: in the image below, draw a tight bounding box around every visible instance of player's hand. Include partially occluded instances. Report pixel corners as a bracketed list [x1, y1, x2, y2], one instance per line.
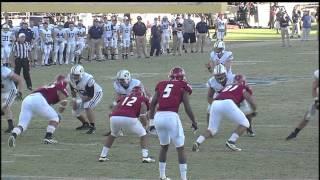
[250, 112, 257, 117]
[205, 63, 212, 72]
[58, 113, 62, 122]
[191, 122, 198, 133]
[16, 91, 23, 101]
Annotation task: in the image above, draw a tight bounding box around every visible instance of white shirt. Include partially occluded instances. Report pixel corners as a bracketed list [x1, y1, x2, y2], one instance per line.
[161, 21, 170, 34]
[113, 78, 144, 95]
[68, 72, 103, 96]
[1, 66, 16, 93]
[40, 28, 53, 43]
[121, 23, 132, 40]
[65, 28, 78, 43]
[216, 18, 227, 31]
[54, 28, 66, 43]
[104, 21, 113, 38]
[111, 23, 120, 39]
[207, 73, 235, 98]
[1, 31, 13, 46]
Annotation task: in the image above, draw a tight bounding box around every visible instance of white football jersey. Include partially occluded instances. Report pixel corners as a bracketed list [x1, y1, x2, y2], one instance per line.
[113, 78, 144, 95]
[121, 23, 132, 39]
[210, 50, 233, 73]
[1, 66, 17, 93]
[54, 28, 66, 42]
[314, 69, 319, 80]
[40, 28, 53, 43]
[161, 21, 170, 34]
[111, 24, 120, 38]
[65, 28, 78, 42]
[104, 21, 113, 38]
[216, 18, 227, 30]
[1, 31, 13, 46]
[68, 72, 102, 96]
[207, 73, 235, 98]
[30, 26, 40, 41]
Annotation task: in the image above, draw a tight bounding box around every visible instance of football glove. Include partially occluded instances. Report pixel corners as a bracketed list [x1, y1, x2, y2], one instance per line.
[16, 91, 23, 101]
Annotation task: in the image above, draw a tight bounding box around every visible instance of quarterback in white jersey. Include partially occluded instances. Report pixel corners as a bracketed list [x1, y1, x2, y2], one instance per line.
[208, 41, 233, 77]
[1, 24, 15, 66]
[215, 14, 227, 41]
[1, 66, 24, 133]
[68, 64, 103, 134]
[65, 22, 79, 64]
[40, 22, 53, 66]
[53, 22, 67, 65]
[160, 16, 171, 54]
[75, 20, 86, 64]
[120, 17, 132, 59]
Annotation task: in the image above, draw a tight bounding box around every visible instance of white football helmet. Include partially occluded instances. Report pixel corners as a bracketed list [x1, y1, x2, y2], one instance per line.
[2, 24, 10, 32]
[116, 70, 131, 87]
[70, 64, 84, 81]
[213, 64, 227, 84]
[213, 41, 225, 53]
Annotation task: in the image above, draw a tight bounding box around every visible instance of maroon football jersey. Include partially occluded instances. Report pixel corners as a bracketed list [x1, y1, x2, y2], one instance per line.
[33, 81, 69, 105]
[155, 80, 192, 113]
[111, 95, 150, 118]
[215, 84, 252, 105]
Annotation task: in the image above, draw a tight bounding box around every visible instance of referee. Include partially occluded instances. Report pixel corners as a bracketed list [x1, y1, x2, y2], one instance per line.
[13, 33, 33, 91]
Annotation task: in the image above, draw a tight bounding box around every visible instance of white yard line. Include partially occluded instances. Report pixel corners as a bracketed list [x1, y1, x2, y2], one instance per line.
[11, 154, 42, 157]
[1, 175, 146, 180]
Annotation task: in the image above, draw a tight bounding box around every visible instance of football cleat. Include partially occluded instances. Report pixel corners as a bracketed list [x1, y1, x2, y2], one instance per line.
[75, 123, 90, 130]
[192, 142, 200, 152]
[148, 126, 157, 135]
[160, 177, 171, 180]
[246, 129, 256, 137]
[286, 132, 297, 141]
[99, 156, 110, 162]
[118, 129, 124, 136]
[86, 126, 96, 134]
[43, 138, 58, 144]
[225, 141, 242, 151]
[4, 126, 14, 133]
[142, 156, 155, 163]
[8, 135, 16, 148]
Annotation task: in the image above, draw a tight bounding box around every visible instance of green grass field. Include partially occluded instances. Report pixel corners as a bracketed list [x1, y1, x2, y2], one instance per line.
[1, 28, 319, 180]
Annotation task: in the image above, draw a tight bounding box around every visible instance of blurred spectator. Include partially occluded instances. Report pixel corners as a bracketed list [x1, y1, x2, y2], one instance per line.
[17, 22, 33, 44]
[215, 13, 227, 41]
[301, 11, 312, 41]
[88, 19, 104, 61]
[150, 18, 161, 57]
[279, 12, 291, 47]
[132, 16, 149, 58]
[29, 20, 40, 67]
[174, 17, 184, 56]
[291, 7, 301, 39]
[316, 7, 319, 40]
[196, 16, 210, 53]
[183, 14, 196, 53]
[270, 4, 277, 29]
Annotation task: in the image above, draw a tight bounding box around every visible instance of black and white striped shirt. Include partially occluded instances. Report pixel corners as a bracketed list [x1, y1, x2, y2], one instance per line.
[13, 41, 31, 59]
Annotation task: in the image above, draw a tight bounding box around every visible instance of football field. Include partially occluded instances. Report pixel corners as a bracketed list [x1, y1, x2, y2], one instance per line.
[1, 32, 319, 179]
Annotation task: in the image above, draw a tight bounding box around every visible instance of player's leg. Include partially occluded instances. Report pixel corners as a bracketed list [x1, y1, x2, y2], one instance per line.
[58, 42, 65, 65]
[72, 98, 89, 130]
[2, 90, 17, 133]
[84, 91, 103, 134]
[66, 43, 71, 64]
[53, 42, 59, 64]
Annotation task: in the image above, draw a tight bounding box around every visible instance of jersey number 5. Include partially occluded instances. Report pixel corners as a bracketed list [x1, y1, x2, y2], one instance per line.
[163, 84, 174, 98]
[121, 96, 137, 106]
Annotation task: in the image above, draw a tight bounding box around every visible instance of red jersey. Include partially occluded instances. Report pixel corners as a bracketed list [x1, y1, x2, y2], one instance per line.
[155, 80, 192, 113]
[111, 94, 150, 118]
[33, 81, 69, 105]
[215, 84, 253, 105]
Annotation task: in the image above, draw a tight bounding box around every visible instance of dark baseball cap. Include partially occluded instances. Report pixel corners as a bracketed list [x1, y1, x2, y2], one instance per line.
[137, 16, 142, 20]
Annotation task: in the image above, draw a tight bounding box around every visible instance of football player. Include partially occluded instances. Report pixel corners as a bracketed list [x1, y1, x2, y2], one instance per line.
[120, 16, 132, 59]
[75, 20, 86, 64]
[286, 69, 319, 140]
[68, 64, 103, 134]
[65, 22, 79, 64]
[1, 65, 24, 133]
[8, 75, 69, 148]
[160, 16, 171, 55]
[149, 67, 198, 180]
[110, 16, 120, 60]
[53, 22, 67, 65]
[193, 74, 257, 152]
[207, 64, 256, 136]
[40, 22, 53, 66]
[1, 24, 15, 66]
[207, 40, 233, 77]
[99, 86, 155, 163]
[215, 13, 227, 41]
[103, 15, 113, 60]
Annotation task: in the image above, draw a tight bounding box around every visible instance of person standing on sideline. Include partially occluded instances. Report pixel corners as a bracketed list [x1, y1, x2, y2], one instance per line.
[290, 7, 301, 39]
[183, 14, 196, 53]
[150, 18, 162, 57]
[149, 67, 198, 180]
[132, 16, 149, 58]
[286, 69, 319, 140]
[88, 20, 104, 61]
[279, 12, 291, 47]
[215, 13, 227, 41]
[301, 11, 312, 41]
[13, 33, 33, 91]
[196, 16, 210, 53]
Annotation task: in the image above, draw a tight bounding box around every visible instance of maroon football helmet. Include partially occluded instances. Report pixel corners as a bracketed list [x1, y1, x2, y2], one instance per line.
[130, 86, 144, 97]
[234, 74, 247, 86]
[168, 67, 186, 81]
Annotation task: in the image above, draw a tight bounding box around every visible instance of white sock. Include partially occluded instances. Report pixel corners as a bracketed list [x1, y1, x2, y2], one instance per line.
[100, 146, 109, 157]
[196, 135, 205, 144]
[149, 119, 154, 126]
[142, 148, 149, 158]
[159, 162, 166, 179]
[228, 133, 239, 142]
[46, 125, 56, 134]
[12, 127, 22, 136]
[179, 163, 187, 180]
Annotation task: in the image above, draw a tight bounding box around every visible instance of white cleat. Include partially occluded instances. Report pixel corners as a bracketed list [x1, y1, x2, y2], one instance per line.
[226, 141, 242, 151]
[8, 135, 16, 148]
[118, 129, 124, 136]
[99, 156, 110, 162]
[142, 156, 155, 163]
[43, 138, 58, 144]
[192, 142, 200, 152]
[160, 177, 171, 180]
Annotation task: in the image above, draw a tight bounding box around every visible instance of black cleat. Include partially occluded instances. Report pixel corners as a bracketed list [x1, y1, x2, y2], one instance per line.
[75, 123, 90, 130]
[286, 132, 297, 141]
[4, 126, 14, 133]
[86, 126, 96, 134]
